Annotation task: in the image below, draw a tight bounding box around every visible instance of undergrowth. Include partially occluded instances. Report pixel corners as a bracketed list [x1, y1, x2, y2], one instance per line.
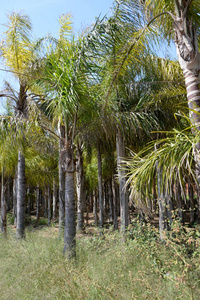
[0, 221, 200, 299]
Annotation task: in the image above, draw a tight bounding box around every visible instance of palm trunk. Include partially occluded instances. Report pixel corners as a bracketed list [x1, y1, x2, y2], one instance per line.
[112, 175, 118, 230]
[174, 3, 200, 210]
[27, 186, 31, 216]
[108, 178, 113, 224]
[52, 179, 57, 220]
[116, 129, 128, 233]
[48, 184, 51, 226]
[16, 151, 25, 239]
[44, 186, 48, 218]
[36, 184, 40, 219]
[6, 177, 11, 212]
[13, 170, 17, 227]
[97, 142, 103, 228]
[1, 167, 7, 236]
[93, 190, 98, 227]
[76, 145, 85, 232]
[157, 166, 167, 240]
[58, 123, 65, 235]
[64, 170, 76, 257]
[63, 142, 76, 258]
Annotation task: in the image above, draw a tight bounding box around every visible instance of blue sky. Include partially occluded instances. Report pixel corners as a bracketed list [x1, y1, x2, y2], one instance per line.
[0, 0, 177, 113]
[0, 0, 114, 112]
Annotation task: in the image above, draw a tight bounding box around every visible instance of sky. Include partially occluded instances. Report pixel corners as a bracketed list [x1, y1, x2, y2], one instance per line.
[0, 0, 177, 113]
[0, 0, 114, 112]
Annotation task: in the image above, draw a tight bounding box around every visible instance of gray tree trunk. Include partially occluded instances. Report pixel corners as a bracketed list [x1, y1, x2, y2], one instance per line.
[44, 186, 48, 218]
[52, 179, 57, 220]
[97, 142, 103, 228]
[63, 141, 76, 258]
[48, 184, 51, 226]
[157, 166, 167, 240]
[93, 190, 98, 227]
[76, 144, 85, 232]
[36, 185, 40, 219]
[112, 176, 118, 230]
[116, 129, 128, 233]
[6, 177, 11, 212]
[1, 167, 7, 236]
[64, 171, 76, 257]
[174, 2, 200, 217]
[58, 123, 65, 235]
[27, 186, 31, 216]
[108, 178, 113, 224]
[13, 169, 17, 226]
[16, 151, 26, 239]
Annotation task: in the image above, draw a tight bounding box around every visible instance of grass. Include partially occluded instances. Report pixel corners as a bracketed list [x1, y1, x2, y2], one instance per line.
[0, 220, 200, 299]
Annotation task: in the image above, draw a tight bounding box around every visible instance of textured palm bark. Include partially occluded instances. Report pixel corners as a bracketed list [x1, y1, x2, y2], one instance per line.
[63, 140, 76, 258]
[174, 1, 200, 202]
[58, 124, 65, 235]
[1, 168, 7, 236]
[27, 186, 31, 216]
[63, 169, 76, 257]
[157, 171, 167, 240]
[112, 176, 118, 230]
[48, 184, 51, 226]
[93, 190, 98, 227]
[116, 129, 128, 233]
[97, 143, 104, 228]
[16, 151, 25, 239]
[44, 186, 48, 218]
[6, 177, 11, 212]
[108, 178, 113, 224]
[52, 180, 57, 220]
[76, 145, 85, 232]
[36, 185, 40, 219]
[13, 169, 17, 226]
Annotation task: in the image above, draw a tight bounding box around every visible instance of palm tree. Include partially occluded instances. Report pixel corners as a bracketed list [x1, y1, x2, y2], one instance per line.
[0, 12, 36, 238]
[38, 14, 95, 257]
[87, 3, 178, 232]
[113, 0, 200, 181]
[141, 0, 200, 116]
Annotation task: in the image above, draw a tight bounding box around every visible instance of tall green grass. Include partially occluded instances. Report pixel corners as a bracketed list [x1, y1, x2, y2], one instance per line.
[0, 222, 200, 299]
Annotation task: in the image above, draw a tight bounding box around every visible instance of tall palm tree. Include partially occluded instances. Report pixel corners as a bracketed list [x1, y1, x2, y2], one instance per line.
[0, 12, 36, 238]
[113, 0, 200, 180]
[87, 3, 177, 232]
[38, 14, 95, 257]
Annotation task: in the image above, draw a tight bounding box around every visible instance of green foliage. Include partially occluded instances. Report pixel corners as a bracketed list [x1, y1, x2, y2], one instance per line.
[1, 225, 200, 299]
[124, 122, 199, 206]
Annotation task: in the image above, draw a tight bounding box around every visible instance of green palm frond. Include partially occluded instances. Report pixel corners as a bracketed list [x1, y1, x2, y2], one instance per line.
[124, 124, 198, 207]
[59, 13, 73, 41]
[1, 12, 33, 78]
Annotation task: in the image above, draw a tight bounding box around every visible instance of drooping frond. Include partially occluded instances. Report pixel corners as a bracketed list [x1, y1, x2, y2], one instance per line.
[124, 122, 198, 207]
